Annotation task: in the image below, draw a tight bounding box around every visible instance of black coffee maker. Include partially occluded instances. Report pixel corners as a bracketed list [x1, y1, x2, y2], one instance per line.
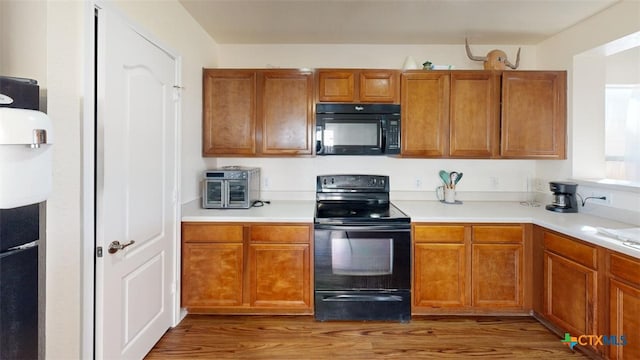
[546, 181, 578, 213]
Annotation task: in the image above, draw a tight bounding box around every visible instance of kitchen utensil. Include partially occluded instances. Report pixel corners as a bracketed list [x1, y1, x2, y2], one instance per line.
[454, 172, 463, 185]
[439, 170, 450, 186]
[449, 172, 459, 187]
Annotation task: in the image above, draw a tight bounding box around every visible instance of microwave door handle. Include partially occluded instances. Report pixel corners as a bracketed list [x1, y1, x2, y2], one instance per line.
[380, 124, 386, 152]
[315, 127, 324, 154]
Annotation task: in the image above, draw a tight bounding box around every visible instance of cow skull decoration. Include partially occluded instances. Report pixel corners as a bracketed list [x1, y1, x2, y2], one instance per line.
[465, 38, 521, 70]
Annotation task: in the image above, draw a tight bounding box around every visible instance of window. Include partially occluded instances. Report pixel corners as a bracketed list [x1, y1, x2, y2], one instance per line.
[572, 34, 640, 187]
[605, 84, 640, 182]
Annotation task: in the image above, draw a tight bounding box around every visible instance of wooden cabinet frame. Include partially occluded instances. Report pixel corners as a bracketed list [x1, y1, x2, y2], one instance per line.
[412, 223, 528, 315]
[203, 69, 314, 157]
[181, 222, 313, 314]
[317, 69, 400, 103]
[400, 70, 566, 159]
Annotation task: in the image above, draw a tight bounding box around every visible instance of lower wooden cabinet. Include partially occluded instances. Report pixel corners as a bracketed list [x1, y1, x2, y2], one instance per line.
[414, 242, 467, 308]
[412, 223, 526, 314]
[472, 243, 523, 308]
[249, 243, 310, 308]
[181, 222, 313, 314]
[543, 250, 597, 336]
[182, 242, 244, 307]
[542, 230, 599, 337]
[608, 252, 640, 360]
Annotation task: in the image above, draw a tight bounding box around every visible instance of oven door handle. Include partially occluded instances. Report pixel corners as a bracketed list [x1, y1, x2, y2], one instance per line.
[322, 294, 404, 302]
[314, 223, 410, 231]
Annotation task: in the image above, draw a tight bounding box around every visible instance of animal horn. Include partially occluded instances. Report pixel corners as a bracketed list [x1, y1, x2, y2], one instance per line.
[505, 47, 521, 69]
[465, 38, 486, 61]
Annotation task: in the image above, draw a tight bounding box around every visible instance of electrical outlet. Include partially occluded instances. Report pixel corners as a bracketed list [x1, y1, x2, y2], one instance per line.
[415, 178, 422, 189]
[490, 176, 499, 189]
[588, 191, 611, 205]
[263, 177, 270, 190]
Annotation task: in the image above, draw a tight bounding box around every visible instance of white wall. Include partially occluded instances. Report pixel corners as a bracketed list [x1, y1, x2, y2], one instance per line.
[607, 47, 640, 84]
[0, 0, 47, 105]
[537, 0, 640, 222]
[217, 43, 534, 70]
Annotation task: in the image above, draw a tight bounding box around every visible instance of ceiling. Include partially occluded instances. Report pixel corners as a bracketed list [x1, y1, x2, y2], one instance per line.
[179, 0, 619, 45]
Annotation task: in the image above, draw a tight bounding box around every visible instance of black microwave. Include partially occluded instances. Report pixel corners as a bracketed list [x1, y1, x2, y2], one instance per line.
[315, 103, 401, 155]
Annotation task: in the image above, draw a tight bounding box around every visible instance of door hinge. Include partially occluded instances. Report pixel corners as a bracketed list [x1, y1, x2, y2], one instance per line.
[96, 246, 103, 258]
[172, 85, 183, 101]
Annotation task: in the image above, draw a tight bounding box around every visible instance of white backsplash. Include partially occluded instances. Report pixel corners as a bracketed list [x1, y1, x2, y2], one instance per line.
[212, 156, 537, 200]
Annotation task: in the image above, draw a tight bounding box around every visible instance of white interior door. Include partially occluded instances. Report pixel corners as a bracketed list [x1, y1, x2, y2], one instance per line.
[95, 6, 178, 360]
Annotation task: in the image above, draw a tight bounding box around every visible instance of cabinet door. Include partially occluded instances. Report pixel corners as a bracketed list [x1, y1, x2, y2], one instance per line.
[401, 72, 450, 157]
[472, 244, 523, 308]
[202, 69, 256, 156]
[259, 70, 314, 155]
[414, 243, 467, 308]
[609, 279, 640, 360]
[544, 251, 596, 336]
[317, 70, 356, 102]
[182, 243, 244, 307]
[359, 70, 399, 103]
[449, 71, 500, 158]
[248, 244, 311, 309]
[501, 71, 566, 158]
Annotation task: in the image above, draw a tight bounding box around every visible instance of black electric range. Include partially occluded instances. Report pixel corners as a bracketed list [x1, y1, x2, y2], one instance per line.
[313, 174, 411, 322]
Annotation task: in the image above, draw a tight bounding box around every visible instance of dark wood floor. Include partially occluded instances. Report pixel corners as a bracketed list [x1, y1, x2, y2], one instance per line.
[145, 315, 590, 359]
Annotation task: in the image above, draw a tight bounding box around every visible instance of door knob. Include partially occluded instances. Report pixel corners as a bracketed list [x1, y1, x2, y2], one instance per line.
[108, 240, 135, 254]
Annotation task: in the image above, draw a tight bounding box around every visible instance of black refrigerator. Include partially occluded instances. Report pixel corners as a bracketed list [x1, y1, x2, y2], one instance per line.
[0, 76, 45, 360]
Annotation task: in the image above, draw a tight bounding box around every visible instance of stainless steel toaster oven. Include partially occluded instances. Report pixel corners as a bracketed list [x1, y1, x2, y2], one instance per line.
[202, 167, 260, 209]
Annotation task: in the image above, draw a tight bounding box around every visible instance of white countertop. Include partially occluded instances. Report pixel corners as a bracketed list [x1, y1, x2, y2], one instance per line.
[395, 200, 640, 259]
[182, 199, 315, 223]
[182, 199, 640, 259]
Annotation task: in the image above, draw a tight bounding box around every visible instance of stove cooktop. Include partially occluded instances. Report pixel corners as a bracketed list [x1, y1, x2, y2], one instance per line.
[314, 201, 410, 225]
[314, 174, 410, 225]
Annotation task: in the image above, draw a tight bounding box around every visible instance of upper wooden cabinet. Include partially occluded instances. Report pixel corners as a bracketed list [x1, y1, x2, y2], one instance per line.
[501, 71, 567, 159]
[203, 70, 256, 156]
[401, 72, 450, 157]
[450, 72, 500, 158]
[401, 71, 500, 158]
[203, 69, 314, 157]
[317, 69, 400, 103]
[400, 70, 566, 159]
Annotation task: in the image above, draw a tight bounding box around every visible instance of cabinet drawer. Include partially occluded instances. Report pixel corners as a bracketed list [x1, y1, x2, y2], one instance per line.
[544, 231, 596, 269]
[250, 225, 311, 243]
[609, 252, 640, 287]
[413, 225, 465, 243]
[182, 223, 244, 243]
[472, 225, 523, 243]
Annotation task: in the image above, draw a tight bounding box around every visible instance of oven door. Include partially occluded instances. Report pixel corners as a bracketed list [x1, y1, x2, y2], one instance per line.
[314, 224, 411, 291]
[202, 179, 225, 208]
[226, 179, 250, 208]
[316, 116, 383, 155]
